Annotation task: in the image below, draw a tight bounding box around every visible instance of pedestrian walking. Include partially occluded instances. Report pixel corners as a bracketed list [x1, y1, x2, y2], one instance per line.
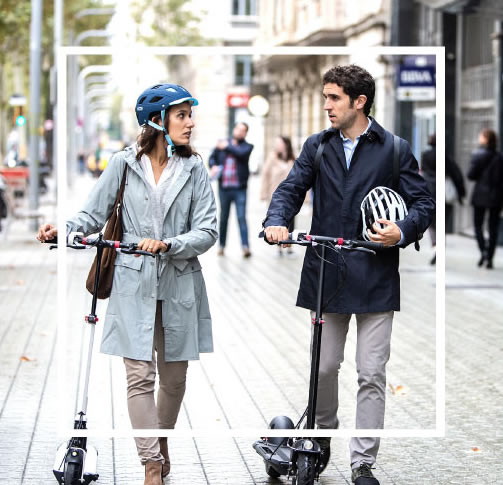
[421, 134, 437, 264]
[209, 122, 254, 257]
[260, 135, 296, 256]
[37, 83, 218, 485]
[445, 154, 465, 231]
[263, 64, 434, 485]
[467, 128, 503, 269]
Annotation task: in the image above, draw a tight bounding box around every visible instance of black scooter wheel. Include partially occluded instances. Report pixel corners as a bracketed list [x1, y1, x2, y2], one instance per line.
[265, 462, 281, 478]
[293, 452, 316, 485]
[63, 461, 81, 485]
[267, 415, 295, 445]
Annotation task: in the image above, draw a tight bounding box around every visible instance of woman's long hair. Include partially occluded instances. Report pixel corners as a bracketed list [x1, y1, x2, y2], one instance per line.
[480, 128, 497, 152]
[136, 110, 198, 163]
[279, 135, 295, 161]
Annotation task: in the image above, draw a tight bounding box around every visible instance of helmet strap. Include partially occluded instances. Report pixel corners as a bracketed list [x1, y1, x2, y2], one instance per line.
[147, 109, 175, 157]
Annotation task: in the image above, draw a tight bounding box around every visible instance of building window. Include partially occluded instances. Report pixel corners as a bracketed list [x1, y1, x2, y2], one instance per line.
[234, 55, 253, 86]
[232, 0, 257, 16]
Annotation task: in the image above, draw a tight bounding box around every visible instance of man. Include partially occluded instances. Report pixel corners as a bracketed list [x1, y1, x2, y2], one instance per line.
[263, 65, 434, 485]
[209, 122, 254, 257]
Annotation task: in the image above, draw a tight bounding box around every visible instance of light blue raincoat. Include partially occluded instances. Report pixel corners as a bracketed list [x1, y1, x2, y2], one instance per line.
[67, 146, 218, 361]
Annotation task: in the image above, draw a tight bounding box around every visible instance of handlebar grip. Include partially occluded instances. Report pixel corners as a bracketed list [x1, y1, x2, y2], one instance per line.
[258, 229, 276, 246]
[356, 240, 386, 250]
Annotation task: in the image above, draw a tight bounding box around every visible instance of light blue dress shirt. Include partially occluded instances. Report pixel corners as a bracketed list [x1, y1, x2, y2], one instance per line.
[339, 117, 372, 168]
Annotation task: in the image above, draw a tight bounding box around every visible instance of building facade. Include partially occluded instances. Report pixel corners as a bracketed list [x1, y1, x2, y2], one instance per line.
[410, 0, 503, 234]
[253, 0, 431, 170]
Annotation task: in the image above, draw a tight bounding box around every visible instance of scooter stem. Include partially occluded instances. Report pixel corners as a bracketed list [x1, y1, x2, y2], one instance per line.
[80, 237, 104, 417]
[306, 244, 326, 429]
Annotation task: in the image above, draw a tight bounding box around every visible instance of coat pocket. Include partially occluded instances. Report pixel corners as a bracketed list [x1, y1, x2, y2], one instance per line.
[112, 252, 143, 296]
[173, 260, 202, 304]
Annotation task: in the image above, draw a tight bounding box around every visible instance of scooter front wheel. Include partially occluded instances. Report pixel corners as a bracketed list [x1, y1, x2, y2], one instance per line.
[293, 452, 316, 485]
[63, 461, 82, 485]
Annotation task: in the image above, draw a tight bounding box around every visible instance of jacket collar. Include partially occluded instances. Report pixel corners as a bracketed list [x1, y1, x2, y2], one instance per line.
[123, 144, 198, 221]
[328, 116, 385, 144]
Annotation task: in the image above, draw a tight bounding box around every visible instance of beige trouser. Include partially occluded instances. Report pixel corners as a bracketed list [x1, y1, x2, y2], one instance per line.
[313, 311, 393, 468]
[124, 301, 188, 465]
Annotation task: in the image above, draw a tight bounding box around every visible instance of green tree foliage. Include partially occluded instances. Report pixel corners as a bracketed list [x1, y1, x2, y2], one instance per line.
[131, 0, 208, 46]
[0, 0, 114, 162]
[130, 0, 211, 74]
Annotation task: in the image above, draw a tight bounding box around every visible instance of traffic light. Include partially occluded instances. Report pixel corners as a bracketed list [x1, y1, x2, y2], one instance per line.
[15, 106, 26, 126]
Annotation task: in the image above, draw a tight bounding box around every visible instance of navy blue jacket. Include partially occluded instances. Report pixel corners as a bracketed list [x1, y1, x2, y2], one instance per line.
[263, 119, 434, 313]
[209, 139, 254, 189]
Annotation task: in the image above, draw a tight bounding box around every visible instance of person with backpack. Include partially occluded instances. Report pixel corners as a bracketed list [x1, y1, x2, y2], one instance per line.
[467, 128, 503, 269]
[263, 65, 434, 485]
[37, 83, 218, 485]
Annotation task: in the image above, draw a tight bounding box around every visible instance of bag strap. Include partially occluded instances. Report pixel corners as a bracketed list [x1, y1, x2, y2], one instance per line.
[393, 134, 400, 192]
[111, 165, 128, 218]
[118, 165, 128, 201]
[312, 130, 335, 185]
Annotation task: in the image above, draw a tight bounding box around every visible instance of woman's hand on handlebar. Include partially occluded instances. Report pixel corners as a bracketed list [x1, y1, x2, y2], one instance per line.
[37, 223, 58, 242]
[136, 238, 168, 256]
[264, 226, 291, 247]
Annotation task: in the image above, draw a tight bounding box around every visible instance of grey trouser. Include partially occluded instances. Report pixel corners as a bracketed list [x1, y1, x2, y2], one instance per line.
[123, 301, 188, 464]
[313, 311, 393, 468]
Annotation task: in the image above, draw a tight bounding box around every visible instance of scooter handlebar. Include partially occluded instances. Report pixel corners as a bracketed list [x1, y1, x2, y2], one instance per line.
[44, 234, 155, 257]
[259, 230, 386, 252]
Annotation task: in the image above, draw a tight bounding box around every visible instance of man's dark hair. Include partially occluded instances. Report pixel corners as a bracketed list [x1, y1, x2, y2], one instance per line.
[235, 121, 249, 131]
[480, 128, 497, 151]
[322, 64, 375, 116]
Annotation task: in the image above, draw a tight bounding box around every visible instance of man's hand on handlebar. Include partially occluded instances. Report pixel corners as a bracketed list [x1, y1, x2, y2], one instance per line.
[368, 219, 401, 247]
[264, 226, 291, 247]
[37, 223, 58, 243]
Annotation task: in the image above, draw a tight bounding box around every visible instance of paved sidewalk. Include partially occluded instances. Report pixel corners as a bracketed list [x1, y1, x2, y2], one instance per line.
[0, 173, 501, 484]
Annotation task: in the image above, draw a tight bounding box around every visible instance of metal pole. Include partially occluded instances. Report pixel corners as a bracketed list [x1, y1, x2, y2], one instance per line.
[306, 244, 326, 429]
[52, 0, 63, 189]
[28, 0, 43, 231]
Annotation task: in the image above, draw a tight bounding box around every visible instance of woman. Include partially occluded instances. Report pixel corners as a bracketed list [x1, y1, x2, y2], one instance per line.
[260, 136, 295, 254]
[467, 128, 503, 269]
[37, 83, 218, 484]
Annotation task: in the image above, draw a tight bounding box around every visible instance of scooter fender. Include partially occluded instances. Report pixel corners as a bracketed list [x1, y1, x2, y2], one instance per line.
[53, 442, 68, 484]
[53, 443, 99, 484]
[289, 438, 322, 476]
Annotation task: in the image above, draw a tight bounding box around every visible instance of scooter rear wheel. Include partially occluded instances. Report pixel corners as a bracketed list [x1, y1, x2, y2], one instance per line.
[293, 452, 316, 485]
[63, 461, 81, 485]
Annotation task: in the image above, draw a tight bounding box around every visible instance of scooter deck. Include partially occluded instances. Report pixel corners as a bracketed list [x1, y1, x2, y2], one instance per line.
[253, 439, 292, 476]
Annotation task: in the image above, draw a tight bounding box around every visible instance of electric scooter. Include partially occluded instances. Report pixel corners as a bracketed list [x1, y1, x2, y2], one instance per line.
[253, 231, 384, 485]
[46, 233, 153, 485]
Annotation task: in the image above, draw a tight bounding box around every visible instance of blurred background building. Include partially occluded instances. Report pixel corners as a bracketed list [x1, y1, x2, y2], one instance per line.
[0, 0, 502, 238]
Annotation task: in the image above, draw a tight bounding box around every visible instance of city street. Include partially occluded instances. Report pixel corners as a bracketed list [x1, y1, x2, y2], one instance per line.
[0, 172, 501, 484]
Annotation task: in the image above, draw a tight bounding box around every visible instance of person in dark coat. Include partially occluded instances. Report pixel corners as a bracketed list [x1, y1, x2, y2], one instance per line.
[445, 155, 466, 231]
[467, 128, 503, 269]
[421, 134, 436, 264]
[263, 65, 434, 485]
[209, 122, 254, 257]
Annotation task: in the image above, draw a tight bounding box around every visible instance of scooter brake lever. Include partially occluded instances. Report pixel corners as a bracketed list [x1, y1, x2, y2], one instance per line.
[351, 247, 376, 255]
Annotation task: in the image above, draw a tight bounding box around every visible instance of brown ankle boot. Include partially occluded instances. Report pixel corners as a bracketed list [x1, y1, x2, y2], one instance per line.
[159, 438, 170, 477]
[144, 460, 163, 485]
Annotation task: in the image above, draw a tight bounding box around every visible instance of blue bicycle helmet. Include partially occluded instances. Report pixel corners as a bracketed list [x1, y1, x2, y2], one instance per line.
[135, 83, 198, 156]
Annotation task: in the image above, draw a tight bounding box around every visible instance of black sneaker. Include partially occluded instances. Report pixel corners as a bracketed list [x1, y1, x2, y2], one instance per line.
[351, 463, 379, 484]
[316, 437, 331, 474]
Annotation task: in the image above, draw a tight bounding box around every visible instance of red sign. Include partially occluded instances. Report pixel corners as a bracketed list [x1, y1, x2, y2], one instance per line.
[226, 93, 250, 108]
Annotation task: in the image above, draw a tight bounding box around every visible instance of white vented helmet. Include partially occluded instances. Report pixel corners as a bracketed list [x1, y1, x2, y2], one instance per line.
[361, 186, 408, 241]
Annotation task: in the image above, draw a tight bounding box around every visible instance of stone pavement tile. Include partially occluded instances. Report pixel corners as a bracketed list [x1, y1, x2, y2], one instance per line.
[2, 174, 502, 484]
